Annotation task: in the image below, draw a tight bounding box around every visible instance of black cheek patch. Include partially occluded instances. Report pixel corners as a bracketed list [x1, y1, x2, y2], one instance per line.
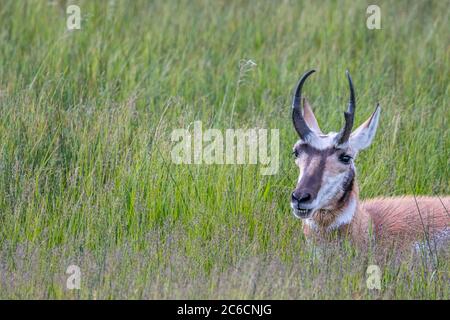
[338, 169, 355, 204]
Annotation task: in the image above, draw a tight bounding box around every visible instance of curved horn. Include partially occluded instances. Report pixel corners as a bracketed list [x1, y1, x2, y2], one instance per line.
[292, 69, 316, 139]
[336, 70, 355, 145]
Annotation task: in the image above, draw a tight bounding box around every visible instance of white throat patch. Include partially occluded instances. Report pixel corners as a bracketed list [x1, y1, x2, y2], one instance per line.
[303, 218, 318, 231]
[327, 197, 356, 231]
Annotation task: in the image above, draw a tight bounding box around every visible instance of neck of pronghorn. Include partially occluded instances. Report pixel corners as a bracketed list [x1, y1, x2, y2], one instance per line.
[302, 179, 369, 244]
[302, 179, 450, 247]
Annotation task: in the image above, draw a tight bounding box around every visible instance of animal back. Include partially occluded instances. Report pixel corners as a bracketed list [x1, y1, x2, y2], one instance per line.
[361, 196, 450, 245]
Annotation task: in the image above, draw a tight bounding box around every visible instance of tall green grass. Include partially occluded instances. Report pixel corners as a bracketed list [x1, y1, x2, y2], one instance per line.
[0, 0, 448, 299]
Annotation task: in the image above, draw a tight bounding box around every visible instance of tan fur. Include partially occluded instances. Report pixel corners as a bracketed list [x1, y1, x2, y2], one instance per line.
[302, 180, 450, 248]
[361, 195, 450, 244]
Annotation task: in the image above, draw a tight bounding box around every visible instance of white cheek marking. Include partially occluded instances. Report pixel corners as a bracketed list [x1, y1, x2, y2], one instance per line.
[327, 197, 356, 231]
[310, 172, 348, 209]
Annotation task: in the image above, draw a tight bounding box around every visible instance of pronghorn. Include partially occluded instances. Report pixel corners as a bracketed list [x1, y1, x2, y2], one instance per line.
[290, 69, 449, 249]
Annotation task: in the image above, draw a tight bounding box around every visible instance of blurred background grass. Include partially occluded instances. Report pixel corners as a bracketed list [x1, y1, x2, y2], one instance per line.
[0, 0, 448, 298]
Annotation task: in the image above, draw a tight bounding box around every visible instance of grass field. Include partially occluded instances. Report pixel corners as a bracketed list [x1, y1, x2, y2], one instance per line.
[0, 0, 449, 299]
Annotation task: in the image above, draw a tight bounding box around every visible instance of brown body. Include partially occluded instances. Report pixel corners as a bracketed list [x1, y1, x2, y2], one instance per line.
[302, 181, 450, 248]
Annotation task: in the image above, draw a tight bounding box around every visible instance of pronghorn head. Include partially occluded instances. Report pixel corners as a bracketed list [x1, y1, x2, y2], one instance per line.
[290, 70, 381, 219]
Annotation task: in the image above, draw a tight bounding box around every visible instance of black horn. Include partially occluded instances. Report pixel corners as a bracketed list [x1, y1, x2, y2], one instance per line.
[292, 69, 316, 139]
[336, 70, 355, 145]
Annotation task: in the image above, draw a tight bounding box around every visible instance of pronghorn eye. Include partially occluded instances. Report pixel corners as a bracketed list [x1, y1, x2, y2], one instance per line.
[339, 154, 352, 164]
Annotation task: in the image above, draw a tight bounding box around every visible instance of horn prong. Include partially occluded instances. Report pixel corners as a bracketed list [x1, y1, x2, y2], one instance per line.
[336, 70, 356, 145]
[292, 69, 316, 139]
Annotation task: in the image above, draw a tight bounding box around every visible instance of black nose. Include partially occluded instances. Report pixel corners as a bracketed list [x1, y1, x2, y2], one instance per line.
[291, 192, 312, 203]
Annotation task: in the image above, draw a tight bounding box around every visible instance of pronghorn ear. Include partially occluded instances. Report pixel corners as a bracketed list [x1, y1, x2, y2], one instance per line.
[349, 104, 381, 151]
[302, 98, 322, 134]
